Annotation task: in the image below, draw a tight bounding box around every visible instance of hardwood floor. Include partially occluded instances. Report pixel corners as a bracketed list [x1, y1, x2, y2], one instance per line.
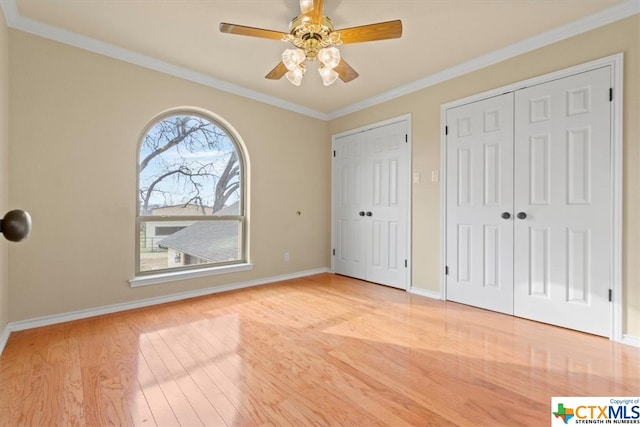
[0, 273, 638, 426]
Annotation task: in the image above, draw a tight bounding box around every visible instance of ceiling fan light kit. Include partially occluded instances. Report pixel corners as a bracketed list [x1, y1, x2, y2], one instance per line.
[219, 0, 402, 86]
[282, 48, 305, 70]
[318, 64, 339, 86]
[285, 65, 305, 86]
[318, 46, 341, 69]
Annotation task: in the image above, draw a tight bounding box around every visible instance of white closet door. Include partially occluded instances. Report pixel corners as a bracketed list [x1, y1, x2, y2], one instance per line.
[445, 93, 515, 314]
[513, 67, 611, 336]
[366, 121, 409, 288]
[333, 120, 409, 289]
[333, 131, 367, 280]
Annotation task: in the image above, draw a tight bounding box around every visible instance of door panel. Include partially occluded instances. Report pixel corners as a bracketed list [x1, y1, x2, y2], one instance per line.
[446, 93, 515, 314]
[513, 67, 611, 336]
[529, 134, 550, 205]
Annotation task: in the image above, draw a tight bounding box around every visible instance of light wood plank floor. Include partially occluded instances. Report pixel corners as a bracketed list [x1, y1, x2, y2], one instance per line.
[0, 273, 638, 426]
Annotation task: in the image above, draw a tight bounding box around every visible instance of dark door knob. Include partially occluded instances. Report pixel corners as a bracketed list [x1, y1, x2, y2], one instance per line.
[0, 209, 32, 242]
[517, 212, 527, 220]
[501, 212, 511, 219]
[358, 211, 365, 216]
[366, 212, 372, 217]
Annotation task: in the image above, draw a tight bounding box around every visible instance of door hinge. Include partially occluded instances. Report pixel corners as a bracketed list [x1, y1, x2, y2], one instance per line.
[445, 266, 449, 275]
[608, 288, 612, 302]
[609, 88, 613, 102]
[333, 150, 336, 157]
[445, 126, 448, 135]
[405, 134, 408, 143]
[332, 249, 335, 256]
[404, 259, 407, 268]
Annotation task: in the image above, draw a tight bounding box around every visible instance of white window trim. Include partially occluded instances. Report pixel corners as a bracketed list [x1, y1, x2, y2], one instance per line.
[129, 262, 253, 287]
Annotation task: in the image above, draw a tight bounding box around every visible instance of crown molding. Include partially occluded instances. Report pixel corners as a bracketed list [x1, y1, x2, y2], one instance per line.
[327, 0, 640, 119]
[0, 0, 329, 121]
[1, 0, 638, 121]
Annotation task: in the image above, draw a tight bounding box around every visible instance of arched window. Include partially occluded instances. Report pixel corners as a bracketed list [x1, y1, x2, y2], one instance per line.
[136, 111, 246, 277]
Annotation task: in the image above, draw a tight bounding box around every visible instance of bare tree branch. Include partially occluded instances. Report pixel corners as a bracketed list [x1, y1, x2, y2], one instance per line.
[213, 151, 239, 213]
[140, 117, 209, 172]
[141, 166, 215, 214]
[139, 115, 241, 215]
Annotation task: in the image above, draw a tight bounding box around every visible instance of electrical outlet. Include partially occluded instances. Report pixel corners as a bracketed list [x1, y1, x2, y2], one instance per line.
[284, 251, 290, 262]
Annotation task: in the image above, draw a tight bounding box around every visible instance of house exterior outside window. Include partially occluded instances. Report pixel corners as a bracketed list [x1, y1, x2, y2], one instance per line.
[136, 111, 247, 276]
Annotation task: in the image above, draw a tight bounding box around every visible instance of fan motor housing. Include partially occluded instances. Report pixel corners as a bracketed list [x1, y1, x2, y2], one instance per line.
[287, 15, 339, 60]
[289, 14, 335, 33]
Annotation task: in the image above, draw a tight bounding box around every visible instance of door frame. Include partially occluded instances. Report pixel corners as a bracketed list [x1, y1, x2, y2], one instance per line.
[331, 113, 413, 290]
[440, 53, 623, 341]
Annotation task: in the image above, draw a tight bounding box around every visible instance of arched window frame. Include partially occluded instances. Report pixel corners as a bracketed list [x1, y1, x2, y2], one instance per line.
[130, 108, 251, 287]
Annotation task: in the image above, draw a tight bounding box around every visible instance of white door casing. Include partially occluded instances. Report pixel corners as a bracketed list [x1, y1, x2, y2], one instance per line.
[513, 67, 611, 336]
[332, 117, 410, 290]
[445, 93, 515, 315]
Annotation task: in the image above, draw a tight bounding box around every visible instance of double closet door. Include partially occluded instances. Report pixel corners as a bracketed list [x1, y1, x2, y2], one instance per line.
[333, 119, 409, 289]
[445, 67, 612, 336]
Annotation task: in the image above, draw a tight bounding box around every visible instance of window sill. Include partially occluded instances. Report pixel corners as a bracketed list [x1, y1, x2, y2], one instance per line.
[129, 263, 253, 288]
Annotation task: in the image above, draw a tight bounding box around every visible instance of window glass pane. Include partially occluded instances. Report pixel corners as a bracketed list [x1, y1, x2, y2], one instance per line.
[139, 115, 241, 216]
[137, 112, 245, 277]
[139, 220, 241, 272]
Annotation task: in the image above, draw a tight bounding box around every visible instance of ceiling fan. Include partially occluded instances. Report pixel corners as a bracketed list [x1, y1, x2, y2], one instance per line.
[219, 0, 402, 86]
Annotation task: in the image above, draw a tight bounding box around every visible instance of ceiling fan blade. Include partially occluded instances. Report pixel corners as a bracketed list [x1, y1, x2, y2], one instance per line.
[219, 23, 288, 41]
[299, 0, 313, 14]
[265, 61, 288, 80]
[335, 59, 359, 83]
[310, 0, 325, 23]
[300, 0, 324, 23]
[335, 20, 402, 44]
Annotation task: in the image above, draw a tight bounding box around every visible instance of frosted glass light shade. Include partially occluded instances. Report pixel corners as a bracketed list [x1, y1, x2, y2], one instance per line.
[282, 49, 305, 71]
[318, 65, 339, 86]
[318, 47, 341, 69]
[286, 68, 305, 86]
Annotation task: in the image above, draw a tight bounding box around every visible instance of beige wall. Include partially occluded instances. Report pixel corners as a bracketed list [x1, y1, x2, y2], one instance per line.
[0, 8, 9, 334]
[329, 15, 640, 337]
[8, 30, 331, 322]
[5, 15, 639, 339]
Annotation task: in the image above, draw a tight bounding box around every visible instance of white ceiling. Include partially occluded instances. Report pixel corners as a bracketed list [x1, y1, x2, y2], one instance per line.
[3, 0, 637, 119]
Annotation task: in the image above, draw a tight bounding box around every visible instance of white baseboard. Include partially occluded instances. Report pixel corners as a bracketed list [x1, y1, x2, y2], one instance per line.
[409, 286, 442, 300]
[4, 268, 637, 353]
[0, 325, 11, 355]
[5, 268, 329, 334]
[621, 334, 640, 348]
[407, 288, 640, 348]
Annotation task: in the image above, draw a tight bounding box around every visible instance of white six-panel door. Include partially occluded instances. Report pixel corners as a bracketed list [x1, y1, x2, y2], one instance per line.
[333, 119, 409, 289]
[445, 93, 515, 314]
[445, 67, 612, 336]
[334, 131, 368, 281]
[513, 67, 611, 336]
